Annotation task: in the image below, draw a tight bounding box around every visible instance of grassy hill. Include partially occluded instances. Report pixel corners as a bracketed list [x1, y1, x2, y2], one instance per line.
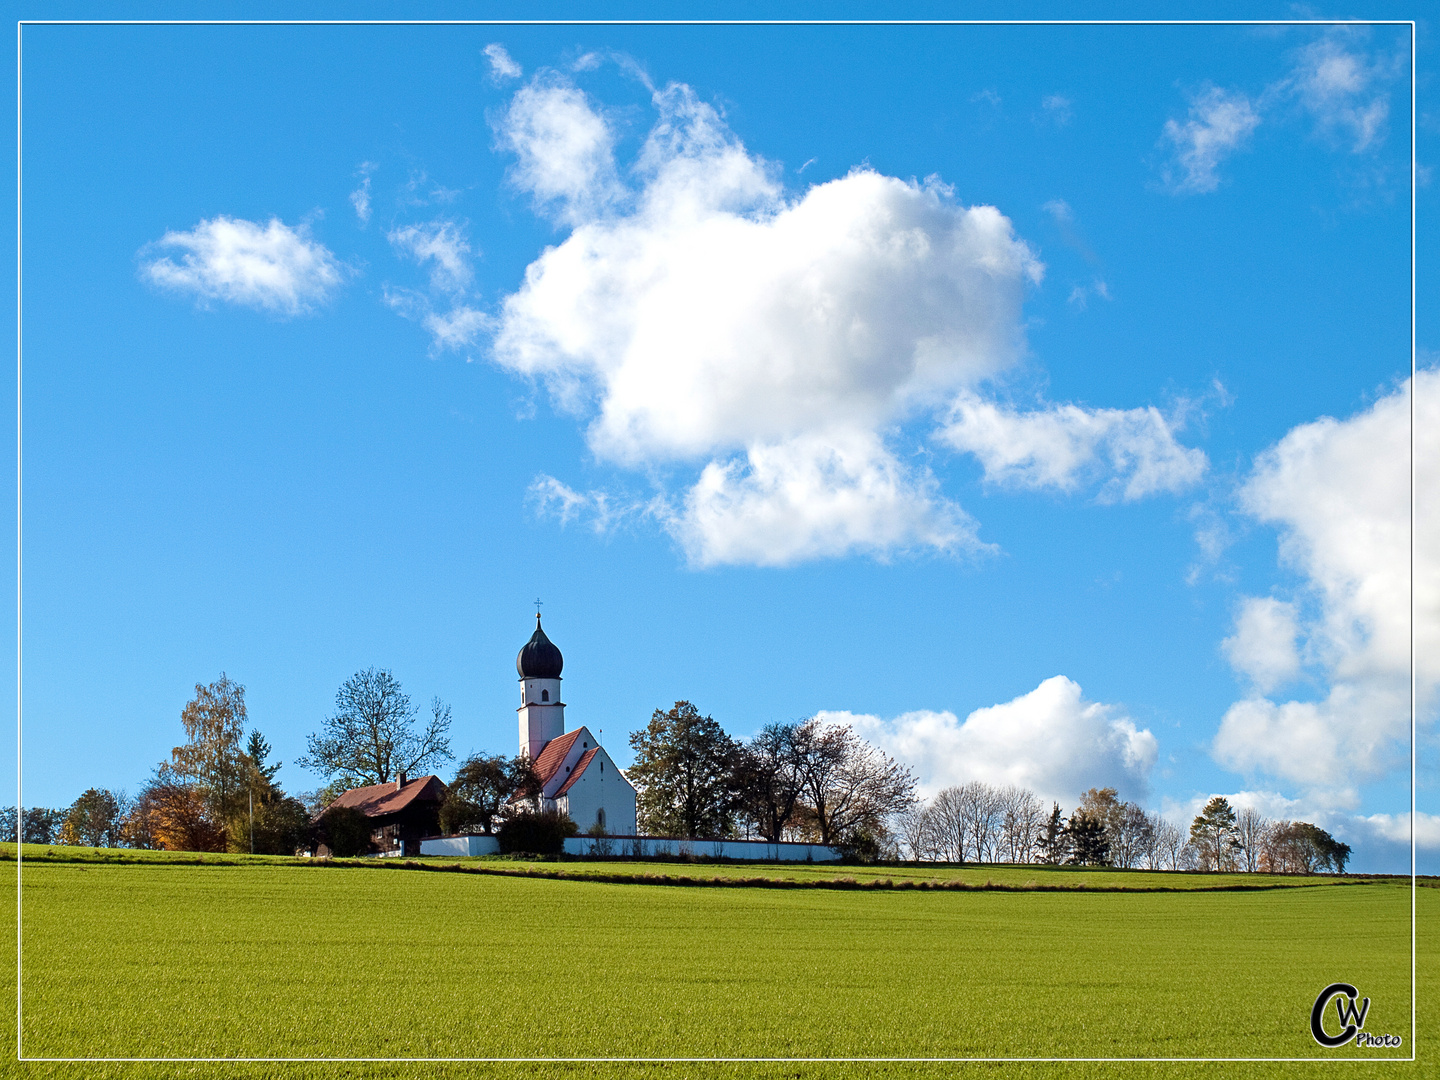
[2, 846, 1431, 1078]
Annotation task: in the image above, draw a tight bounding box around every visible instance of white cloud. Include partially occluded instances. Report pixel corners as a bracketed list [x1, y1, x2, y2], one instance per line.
[937, 393, 1207, 502]
[483, 43, 522, 81]
[1213, 371, 1438, 808]
[1160, 85, 1261, 194]
[388, 220, 474, 295]
[139, 215, 343, 315]
[497, 77, 622, 225]
[1039, 94, 1072, 126]
[1160, 788, 1304, 828]
[825, 676, 1158, 809]
[492, 78, 1043, 566]
[529, 475, 644, 534]
[1356, 811, 1440, 850]
[1289, 36, 1390, 152]
[666, 430, 983, 568]
[1222, 596, 1302, 694]
[424, 305, 491, 351]
[384, 221, 491, 351]
[1042, 198, 1072, 224]
[350, 162, 375, 226]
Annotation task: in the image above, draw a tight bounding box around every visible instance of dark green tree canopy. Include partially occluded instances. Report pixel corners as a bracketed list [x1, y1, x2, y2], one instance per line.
[497, 808, 578, 855]
[246, 729, 281, 786]
[440, 754, 540, 836]
[628, 701, 739, 839]
[60, 788, 124, 847]
[298, 668, 453, 787]
[1274, 821, 1352, 873]
[1190, 796, 1243, 871]
[732, 722, 807, 843]
[1064, 812, 1111, 867]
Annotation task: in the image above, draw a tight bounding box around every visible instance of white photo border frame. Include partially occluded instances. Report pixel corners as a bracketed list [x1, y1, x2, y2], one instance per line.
[12, 15, 1421, 1065]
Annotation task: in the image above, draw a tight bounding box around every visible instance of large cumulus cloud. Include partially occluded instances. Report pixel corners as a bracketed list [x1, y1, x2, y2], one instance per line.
[481, 72, 1205, 567]
[821, 675, 1158, 808]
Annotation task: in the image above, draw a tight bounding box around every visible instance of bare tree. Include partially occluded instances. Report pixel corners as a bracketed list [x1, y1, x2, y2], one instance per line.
[733, 722, 806, 843]
[1234, 806, 1269, 873]
[1152, 815, 1187, 870]
[927, 787, 968, 862]
[958, 781, 1006, 863]
[896, 801, 941, 862]
[997, 786, 1045, 864]
[1110, 803, 1153, 869]
[1137, 810, 1166, 869]
[793, 719, 915, 846]
[298, 669, 453, 788]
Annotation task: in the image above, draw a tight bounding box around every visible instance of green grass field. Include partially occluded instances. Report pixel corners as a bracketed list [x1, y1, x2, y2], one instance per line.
[1, 846, 1431, 1079]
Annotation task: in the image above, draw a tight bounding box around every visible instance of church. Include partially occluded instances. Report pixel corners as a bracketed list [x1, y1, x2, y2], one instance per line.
[513, 614, 637, 835]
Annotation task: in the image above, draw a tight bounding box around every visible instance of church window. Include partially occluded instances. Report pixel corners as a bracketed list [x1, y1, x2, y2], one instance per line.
[541, 689, 549, 701]
[597, 808, 606, 828]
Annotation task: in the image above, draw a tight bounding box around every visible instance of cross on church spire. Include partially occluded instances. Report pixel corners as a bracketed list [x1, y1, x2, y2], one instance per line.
[534, 597, 543, 620]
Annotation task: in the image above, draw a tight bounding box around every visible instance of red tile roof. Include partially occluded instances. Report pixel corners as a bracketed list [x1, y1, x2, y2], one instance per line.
[531, 728, 584, 788]
[554, 747, 598, 797]
[324, 775, 446, 819]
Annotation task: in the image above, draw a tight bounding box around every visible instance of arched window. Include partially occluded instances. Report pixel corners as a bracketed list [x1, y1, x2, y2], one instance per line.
[541, 689, 549, 702]
[596, 808, 607, 829]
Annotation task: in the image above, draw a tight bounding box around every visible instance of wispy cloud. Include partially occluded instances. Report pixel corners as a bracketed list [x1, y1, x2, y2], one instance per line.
[937, 394, 1207, 502]
[1157, 31, 1403, 195]
[1289, 34, 1393, 152]
[483, 43, 522, 81]
[139, 215, 344, 315]
[388, 220, 474, 295]
[1038, 93, 1072, 126]
[1159, 86, 1261, 194]
[350, 162, 375, 226]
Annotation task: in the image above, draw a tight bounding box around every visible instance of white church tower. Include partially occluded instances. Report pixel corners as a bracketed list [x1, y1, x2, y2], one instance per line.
[513, 613, 638, 836]
[517, 613, 566, 760]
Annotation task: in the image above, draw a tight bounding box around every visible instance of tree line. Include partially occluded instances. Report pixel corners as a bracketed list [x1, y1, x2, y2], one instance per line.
[5, 675, 308, 853]
[626, 702, 917, 857]
[10, 673, 1357, 873]
[892, 786, 1350, 873]
[9, 667, 462, 856]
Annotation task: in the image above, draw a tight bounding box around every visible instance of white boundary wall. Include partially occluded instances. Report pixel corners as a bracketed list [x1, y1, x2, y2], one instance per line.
[420, 835, 501, 857]
[419, 833, 840, 862]
[565, 835, 840, 862]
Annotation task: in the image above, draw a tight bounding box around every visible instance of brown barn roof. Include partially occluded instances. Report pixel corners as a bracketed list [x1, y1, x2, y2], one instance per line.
[324, 774, 447, 819]
[554, 747, 598, 797]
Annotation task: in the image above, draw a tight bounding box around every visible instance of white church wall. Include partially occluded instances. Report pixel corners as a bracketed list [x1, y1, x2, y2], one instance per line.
[558, 745, 637, 835]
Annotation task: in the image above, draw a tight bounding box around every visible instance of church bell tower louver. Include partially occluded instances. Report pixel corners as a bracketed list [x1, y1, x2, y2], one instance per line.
[516, 613, 565, 760]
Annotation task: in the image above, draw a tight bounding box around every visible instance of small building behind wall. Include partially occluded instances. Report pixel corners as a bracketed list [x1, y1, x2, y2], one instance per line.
[322, 774, 446, 856]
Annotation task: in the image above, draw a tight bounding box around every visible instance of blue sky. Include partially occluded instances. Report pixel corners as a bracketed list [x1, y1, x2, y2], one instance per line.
[9, 6, 1435, 872]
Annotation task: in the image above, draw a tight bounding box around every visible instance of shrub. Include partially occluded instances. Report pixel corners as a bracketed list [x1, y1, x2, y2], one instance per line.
[318, 805, 372, 857]
[496, 809, 578, 855]
[835, 827, 882, 865]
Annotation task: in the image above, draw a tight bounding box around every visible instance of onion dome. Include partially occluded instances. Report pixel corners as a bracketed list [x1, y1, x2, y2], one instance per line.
[516, 615, 564, 679]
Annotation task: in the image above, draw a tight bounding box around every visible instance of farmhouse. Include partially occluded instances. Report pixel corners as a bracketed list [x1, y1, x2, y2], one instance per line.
[514, 614, 638, 834]
[322, 773, 445, 856]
